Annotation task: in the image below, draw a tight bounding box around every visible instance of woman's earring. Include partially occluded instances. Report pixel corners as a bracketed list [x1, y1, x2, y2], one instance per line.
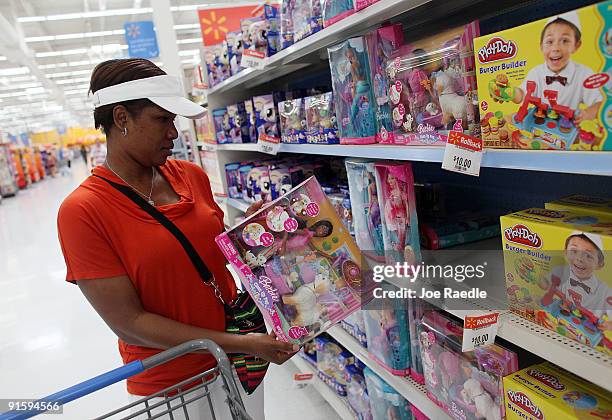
[122, 127, 128, 137]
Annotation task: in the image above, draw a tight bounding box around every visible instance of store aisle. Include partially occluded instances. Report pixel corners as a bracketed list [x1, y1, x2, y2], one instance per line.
[0, 161, 338, 420]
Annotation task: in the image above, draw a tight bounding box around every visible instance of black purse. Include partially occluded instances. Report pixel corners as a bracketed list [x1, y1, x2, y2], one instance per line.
[94, 174, 269, 394]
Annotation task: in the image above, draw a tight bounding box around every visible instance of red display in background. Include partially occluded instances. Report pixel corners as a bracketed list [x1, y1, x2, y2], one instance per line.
[198, 5, 260, 46]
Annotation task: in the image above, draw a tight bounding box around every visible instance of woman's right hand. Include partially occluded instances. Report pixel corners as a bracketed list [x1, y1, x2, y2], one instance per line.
[245, 331, 299, 365]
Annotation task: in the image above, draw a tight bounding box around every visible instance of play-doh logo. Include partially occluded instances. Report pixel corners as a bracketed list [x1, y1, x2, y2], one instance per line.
[526, 369, 566, 391]
[478, 37, 517, 64]
[504, 224, 542, 248]
[507, 390, 544, 419]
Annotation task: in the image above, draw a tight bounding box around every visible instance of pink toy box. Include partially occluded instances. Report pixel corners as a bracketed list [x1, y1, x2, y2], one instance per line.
[385, 22, 480, 146]
[216, 176, 368, 345]
[418, 311, 519, 420]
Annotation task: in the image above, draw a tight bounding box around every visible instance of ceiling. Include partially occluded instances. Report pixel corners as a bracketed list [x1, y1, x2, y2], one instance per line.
[0, 0, 235, 136]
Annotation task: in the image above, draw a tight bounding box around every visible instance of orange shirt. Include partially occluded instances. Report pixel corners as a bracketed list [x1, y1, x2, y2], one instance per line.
[57, 160, 237, 396]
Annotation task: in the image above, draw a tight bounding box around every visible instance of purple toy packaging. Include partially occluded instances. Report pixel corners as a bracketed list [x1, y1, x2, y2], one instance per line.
[280, 0, 294, 49]
[215, 176, 367, 344]
[212, 108, 231, 144]
[225, 163, 242, 199]
[322, 0, 355, 28]
[254, 94, 282, 143]
[366, 24, 404, 144]
[279, 98, 307, 144]
[227, 103, 250, 143]
[239, 163, 254, 201]
[305, 93, 339, 144]
[268, 164, 293, 200]
[244, 98, 258, 143]
[316, 335, 354, 396]
[385, 22, 480, 145]
[226, 31, 243, 75]
[245, 163, 272, 203]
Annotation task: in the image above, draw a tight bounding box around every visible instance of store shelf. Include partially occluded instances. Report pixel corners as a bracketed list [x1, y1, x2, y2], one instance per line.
[215, 143, 260, 152]
[327, 326, 450, 420]
[289, 356, 355, 420]
[226, 197, 250, 212]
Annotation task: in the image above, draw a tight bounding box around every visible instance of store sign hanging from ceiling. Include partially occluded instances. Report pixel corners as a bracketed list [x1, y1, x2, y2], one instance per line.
[124, 21, 159, 59]
[197, 4, 263, 46]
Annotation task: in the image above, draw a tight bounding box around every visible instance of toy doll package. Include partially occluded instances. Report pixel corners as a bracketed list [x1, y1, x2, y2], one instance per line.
[305, 93, 340, 144]
[315, 335, 354, 396]
[280, 0, 294, 49]
[374, 163, 421, 265]
[345, 362, 373, 420]
[329, 37, 377, 144]
[322, 0, 355, 28]
[226, 31, 243, 75]
[474, 2, 612, 150]
[279, 98, 307, 144]
[216, 176, 368, 344]
[244, 99, 258, 143]
[204, 45, 229, 88]
[363, 367, 413, 420]
[418, 311, 519, 420]
[212, 108, 231, 144]
[546, 194, 612, 218]
[385, 22, 480, 146]
[366, 24, 404, 144]
[500, 208, 612, 355]
[227, 103, 250, 143]
[254, 94, 281, 142]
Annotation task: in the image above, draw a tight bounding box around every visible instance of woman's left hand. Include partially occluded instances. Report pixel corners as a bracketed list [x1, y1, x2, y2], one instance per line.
[245, 200, 265, 217]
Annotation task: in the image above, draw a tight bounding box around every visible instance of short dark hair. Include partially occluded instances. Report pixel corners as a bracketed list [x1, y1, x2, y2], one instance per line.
[565, 234, 604, 264]
[90, 58, 165, 134]
[540, 18, 582, 45]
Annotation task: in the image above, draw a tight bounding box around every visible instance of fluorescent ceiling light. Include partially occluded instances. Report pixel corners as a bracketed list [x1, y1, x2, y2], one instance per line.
[173, 24, 201, 30]
[177, 38, 202, 45]
[55, 77, 91, 85]
[46, 70, 92, 78]
[0, 67, 30, 76]
[1, 75, 37, 83]
[17, 8, 153, 23]
[36, 48, 88, 58]
[36, 44, 128, 59]
[179, 49, 200, 56]
[26, 29, 125, 43]
[65, 89, 89, 96]
[0, 90, 49, 98]
[0, 56, 6, 61]
[0, 82, 42, 91]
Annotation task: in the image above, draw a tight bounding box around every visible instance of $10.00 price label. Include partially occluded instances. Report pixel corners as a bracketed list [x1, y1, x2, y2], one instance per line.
[462, 312, 500, 352]
[241, 49, 266, 70]
[442, 131, 483, 177]
[257, 134, 281, 155]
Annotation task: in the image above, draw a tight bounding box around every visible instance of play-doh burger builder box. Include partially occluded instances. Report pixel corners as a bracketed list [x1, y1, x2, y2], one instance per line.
[500, 208, 612, 356]
[546, 194, 612, 218]
[474, 1, 612, 150]
[504, 362, 612, 419]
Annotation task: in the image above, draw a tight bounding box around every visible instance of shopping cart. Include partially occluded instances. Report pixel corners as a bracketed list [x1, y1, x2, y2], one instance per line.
[0, 339, 251, 420]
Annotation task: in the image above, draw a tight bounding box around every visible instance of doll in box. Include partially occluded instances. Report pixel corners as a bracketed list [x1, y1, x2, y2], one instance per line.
[244, 99, 257, 143]
[316, 335, 354, 396]
[345, 363, 372, 420]
[363, 367, 412, 420]
[254, 95, 281, 141]
[305, 93, 339, 144]
[226, 31, 243, 75]
[279, 98, 307, 144]
[322, 0, 354, 28]
[227, 103, 249, 143]
[212, 108, 230, 144]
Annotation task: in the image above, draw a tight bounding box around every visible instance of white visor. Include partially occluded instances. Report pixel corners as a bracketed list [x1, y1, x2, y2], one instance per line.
[91, 75, 205, 119]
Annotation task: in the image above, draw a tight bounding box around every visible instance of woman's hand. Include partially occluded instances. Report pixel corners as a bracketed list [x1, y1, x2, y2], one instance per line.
[244, 331, 299, 365]
[245, 200, 265, 217]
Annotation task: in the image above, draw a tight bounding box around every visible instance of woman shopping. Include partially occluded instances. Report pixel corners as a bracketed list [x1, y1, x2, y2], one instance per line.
[57, 58, 297, 420]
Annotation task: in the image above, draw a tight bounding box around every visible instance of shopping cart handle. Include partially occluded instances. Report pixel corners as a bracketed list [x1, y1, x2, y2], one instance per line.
[0, 361, 144, 420]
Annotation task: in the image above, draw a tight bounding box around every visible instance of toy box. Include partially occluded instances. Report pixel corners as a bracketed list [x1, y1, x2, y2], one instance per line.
[420, 213, 500, 250]
[407, 298, 435, 384]
[501, 208, 612, 355]
[299, 340, 317, 366]
[355, 0, 378, 11]
[363, 367, 413, 420]
[239, 163, 254, 201]
[329, 37, 377, 144]
[316, 335, 354, 396]
[340, 310, 367, 347]
[305, 92, 340, 144]
[418, 311, 519, 420]
[289, 0, 323, 43]
[268, 165, 292, 200]
[385, 22, 480, 146]
[504, 362, 612, 419]
[474, 2, 612, 150]
[328, 190, 354, 235]
[546, 194, 612, 218]
[366, 24, 404, 144]
[254, 94, 282, 142]
[240, 16, 263, 52]
[346, 159, 385, 259]
[216, 176, 368, 344]
[246, 4, 280, 57]
[212, 108, 231, 144]
[227, 103, 250, 143]
[279, 0, 294, 49]
[203, 45, 229, 88]
[279, 98, 307, 144]
[363, 298, 411, 376]
[244, 99, 258, 143]
[244, 164, 272, 203]
[322, 0, 355, 28]
[226, 31, 243, 75]
[226, 163, 242, 199]
[374, 163, 421, 265]
[345, 362, 372, 420]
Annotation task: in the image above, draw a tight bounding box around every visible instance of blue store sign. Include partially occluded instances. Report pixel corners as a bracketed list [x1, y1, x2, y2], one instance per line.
[124, 21, 159, 59]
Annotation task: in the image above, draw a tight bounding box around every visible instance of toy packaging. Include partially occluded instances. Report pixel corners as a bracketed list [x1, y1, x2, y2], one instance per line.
[418, 311, 519, 420]
[239, 163, 254, 201]
[355, 0, 378, 11]
[374, 163, 421, 265]
[346, 159, 385, 259]
[216, 176, 367, 344]
[363, 367, 413, 420]
[254, 94, 282, 142]
[363, 298, 411, 376]
[329, 37, 377, 144]
[504, 362, 612, 419]
[341, 310, 367, 347]
[203, 45, 230, 88]
[420, 213, 500, 250]
[212, 108, 231, 144]
[226, 163, 242, 199]
[300, 340, 317, 366]
[244, 164, 272, 203]
[386, 22, 481, 146]
[305, 92, 340, 144]
[280, 0, 294, 49]
[244, 99, 258, 143]
[407, 298, 435, 384]
[322, 0, 355, 28]
[279, 98, 307, 144]
[474, 2, 612, 150]
[290, 0, 323, 43]
[501, 208, 612, 355]
[241, 16, 263, 52]
[328, 190, 354, 236]
[227, 103, 250, 143]
[226, 31, 243, 75]
[366, 24, 404, 144]
[315, 335, 354, 396]
[268, 164, 293, 200]
[545, 194, 612, 218]
[345, 362, 373, 420]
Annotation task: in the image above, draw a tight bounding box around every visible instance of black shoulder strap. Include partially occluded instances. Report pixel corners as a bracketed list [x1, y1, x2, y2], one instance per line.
[93, 174, 213, 282]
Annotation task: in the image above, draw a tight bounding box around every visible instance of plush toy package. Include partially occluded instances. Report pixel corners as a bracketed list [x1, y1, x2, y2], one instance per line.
[329, 37, 377, 144]
[545, 194, 612, 218]
[501, 208, 612, 355]
[363, 367, 413, 420]
[227, 103, 250, 143]
[315, 335, 354, 396]
[279, 98, 307, 144]
[305, 92, 339, 144]
[504, 362, 612, 419]
[212, 108, 231, 144]
[226, 31, 243, 75]
[345, 361, 372, 420]
[254, 94, 282, 143]
[418, 311, 519, 420]
[474, 2, 611, 150]
[216, 176, 367, 344]
[244, 99, 258, 143]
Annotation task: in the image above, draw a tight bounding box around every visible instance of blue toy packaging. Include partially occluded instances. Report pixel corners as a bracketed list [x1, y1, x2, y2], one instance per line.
[328, 37, 377, 144]
[315, 335, 354, 396]
[225, 163, 242, 198]
[227, 103, 250, 143]
[204, 45, 229, 88]
[268, 165, 293, 200]
[280, 0, 294, 49]
[322, 0, 355, 28]
[345, 362, 373, 420]
[305, 93, 339, 144]
[239, 163, 254, 201]
[212, 108, 231, 144]
[279, 98, 307, 143]
[226, 31, 243, 75]
[366, 24, 404, 144]
[254, 94, 282, 142]
[363, 367, 413, 420]
[244, 98, 258, 142]
[340, 310, 367, 347]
